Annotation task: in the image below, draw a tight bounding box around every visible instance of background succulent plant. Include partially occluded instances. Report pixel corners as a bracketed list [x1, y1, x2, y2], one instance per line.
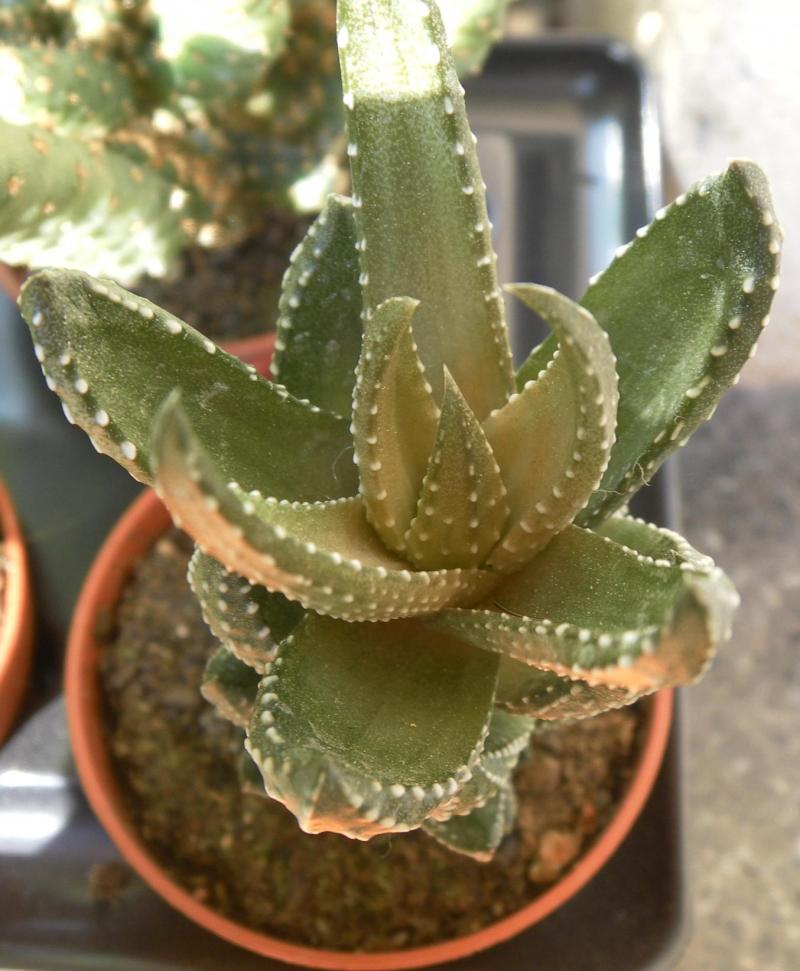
[20, 0, 780, 861]
[0, 0, 514, 285]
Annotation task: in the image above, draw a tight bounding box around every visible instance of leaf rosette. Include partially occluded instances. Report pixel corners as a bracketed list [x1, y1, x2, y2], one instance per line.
[20, 0, 780, 859]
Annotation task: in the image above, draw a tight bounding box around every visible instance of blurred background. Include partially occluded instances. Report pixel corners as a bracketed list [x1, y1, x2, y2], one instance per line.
[508, 2, 799, 968]
[0, 2, 796, 968]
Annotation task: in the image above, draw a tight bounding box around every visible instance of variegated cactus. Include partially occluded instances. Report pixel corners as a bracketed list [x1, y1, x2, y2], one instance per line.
[20, 0, 780, 861]
[0, 0, 513, 284]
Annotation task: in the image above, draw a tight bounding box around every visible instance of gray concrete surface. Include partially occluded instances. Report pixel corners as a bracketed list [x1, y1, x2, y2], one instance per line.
[519, 3, 800, 967]
[634, 8, 800, 968]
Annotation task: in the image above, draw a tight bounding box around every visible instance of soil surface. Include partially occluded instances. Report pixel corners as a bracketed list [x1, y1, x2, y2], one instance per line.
[134, 213, 311, 342]
[100, 530, 641, 952]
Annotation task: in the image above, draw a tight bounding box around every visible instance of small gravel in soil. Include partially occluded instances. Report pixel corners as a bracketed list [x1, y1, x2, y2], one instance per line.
[101, 531, 640, 953]
[87, 861, 132, 904]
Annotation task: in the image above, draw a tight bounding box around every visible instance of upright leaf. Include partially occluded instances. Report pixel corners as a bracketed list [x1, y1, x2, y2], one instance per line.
[484, 285, 617, 572]
[337, 0, 514, 419]
[352, 296, 440, 554]
[405, 370, 508, 570]
[272, 194, 363, 417]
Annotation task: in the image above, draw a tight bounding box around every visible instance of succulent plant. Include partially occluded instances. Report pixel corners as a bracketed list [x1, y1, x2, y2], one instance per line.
[20, 0, 780, 861]
[0, 0, 513, 284]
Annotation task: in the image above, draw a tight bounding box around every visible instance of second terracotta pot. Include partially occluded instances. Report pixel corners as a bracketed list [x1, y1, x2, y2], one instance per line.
[0, 262, 25, 303]
[0, 478, 34, 745]
[221, 331, 276, 376]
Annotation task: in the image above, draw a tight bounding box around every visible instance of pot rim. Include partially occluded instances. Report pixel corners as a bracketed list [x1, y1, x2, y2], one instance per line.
[0, 262, 24, 304]
[66, 487, 674, 970]
[0, 477, 35, 744]
[222, 330, 277, 360]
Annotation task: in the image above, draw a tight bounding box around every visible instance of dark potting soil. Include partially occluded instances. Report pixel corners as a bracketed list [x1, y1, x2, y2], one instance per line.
[133, 213, 311, 342]
[100, 530, 641, 952]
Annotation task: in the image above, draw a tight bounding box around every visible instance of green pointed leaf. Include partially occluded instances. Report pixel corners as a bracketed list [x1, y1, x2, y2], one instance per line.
[426, 708, 532, 818]
[188, 550, 304, 672]
[153, 398, 500, 621]
[495, 657, 641, 719]
[496, 658, 566, 712]
[423, 784, 516, 861]
[513, 337, 555, 391]
[427, 760, 496, 822]
[272, 194, 363, 417]
[238, 747, 268, 797]
[0, 121, 206, 281]
[423, 708, 533, 854]
[484, 285, 618, 572]
[245, 614, 499, 838]
[353, 296, 440, 554]
[201, 646, 261, 728]
[406, 370, 509, 570]
[338, 0, 514, 419]
[568, 161, 780, 524]
[428, 520, 739, 692]
[20, 268, 357, 500]
[482, 708, 537, 766]
[596, 514, 715, 568]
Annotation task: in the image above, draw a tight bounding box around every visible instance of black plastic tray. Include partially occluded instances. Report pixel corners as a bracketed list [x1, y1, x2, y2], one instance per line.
[0, 39, 687, 970]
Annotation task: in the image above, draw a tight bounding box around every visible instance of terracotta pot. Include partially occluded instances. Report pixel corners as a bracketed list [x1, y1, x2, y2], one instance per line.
[0, 262, 25, 303]
[0, 478, 35, 745]
[67, 487, 674, 970]
[221, 331, 276, 376]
